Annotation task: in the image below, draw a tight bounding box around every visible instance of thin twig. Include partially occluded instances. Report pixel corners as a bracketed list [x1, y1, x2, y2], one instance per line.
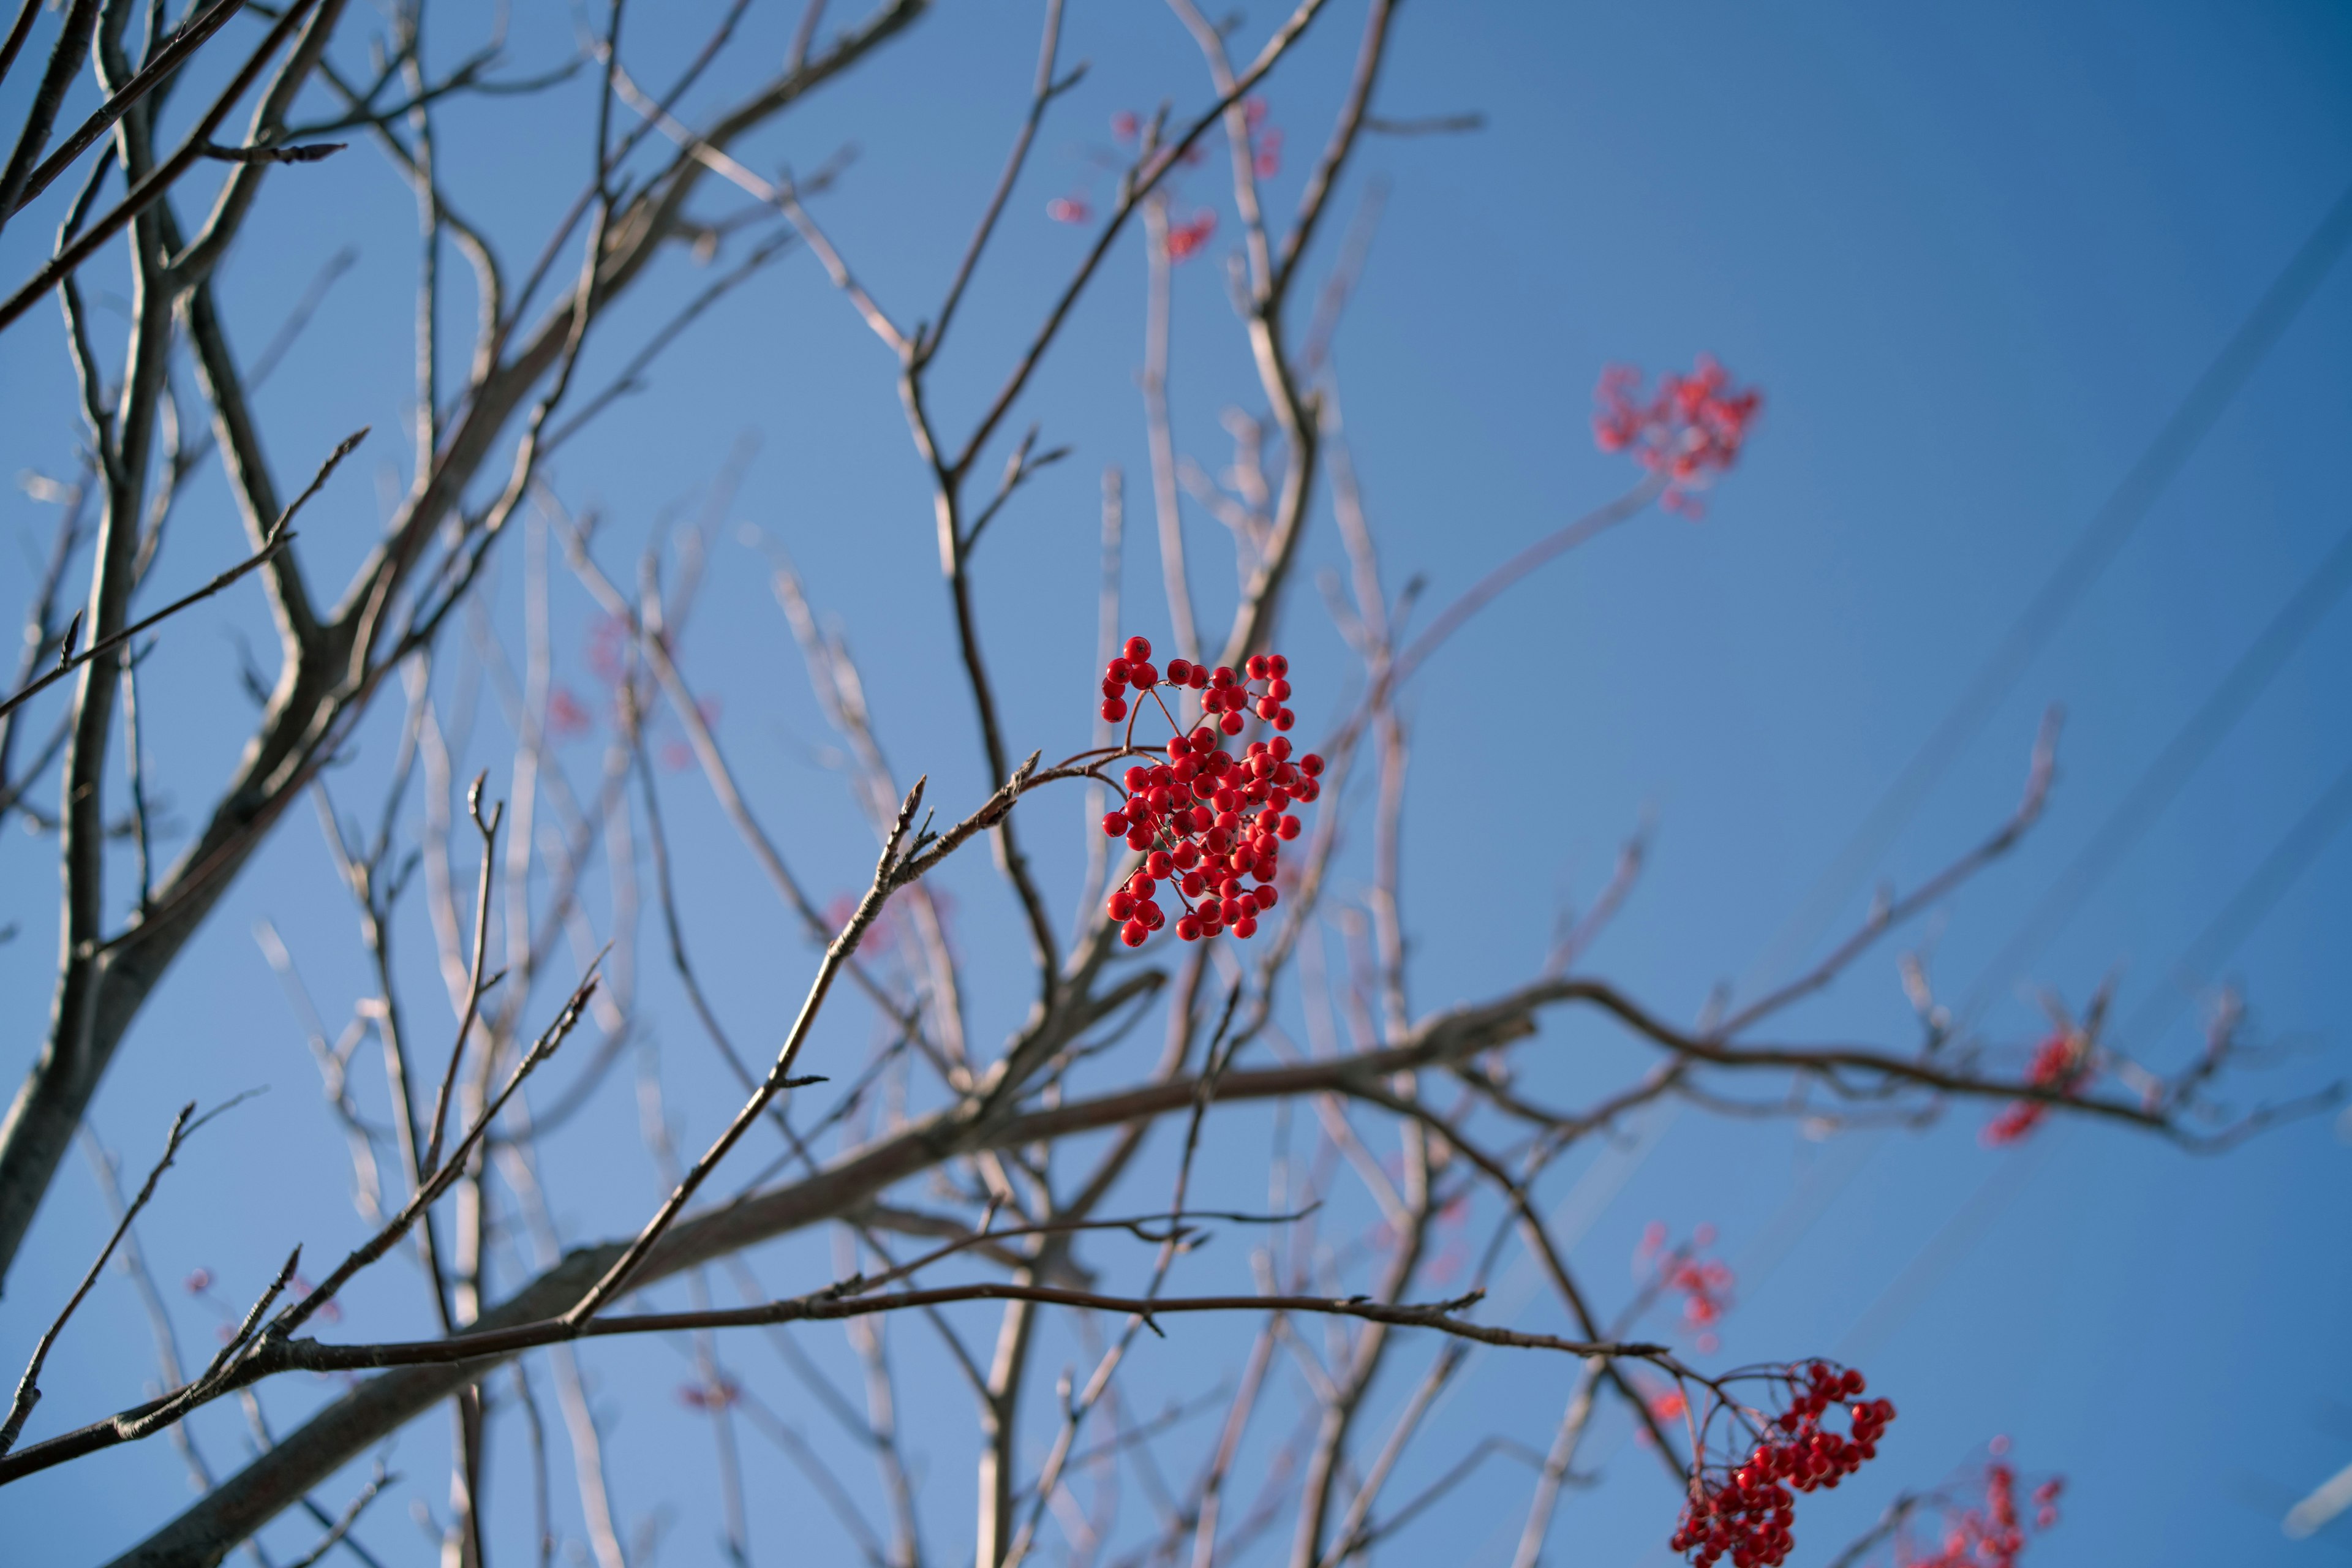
[1, 1101, 202, 1455]
[0, 426, 364, 723]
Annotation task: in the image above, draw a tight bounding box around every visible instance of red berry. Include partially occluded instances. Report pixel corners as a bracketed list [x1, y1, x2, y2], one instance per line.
[1131, 661, 1158, 689]
[1220, 712, 1244, 734]
[1125, 635, 1152, 663]
[1102, 698, 1128, 722]
[1232, 914, 1258, 938]
[1177, 915, 1202, 941]
[1167, 658, 1193, 684]
[1102, 812, 1128, 837]
[1274, 707, 1294, 730]
[1246, 655, 1270, 679]
[1121, 919, 1147, 947]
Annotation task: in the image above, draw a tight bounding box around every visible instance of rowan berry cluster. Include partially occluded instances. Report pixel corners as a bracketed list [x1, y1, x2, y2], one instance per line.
[1981, 1030, 2088, 1147]
[1164, 208, 1218, 262]
[1896, 1447, 2063, 1567]
[1593, 354, 1763, 516]
[1244, 96, 1283, 178]
[1096, 635, 1321, 949]
[1640, 1222, 1735, 1354]
[1671, 1362, 1896, 1568]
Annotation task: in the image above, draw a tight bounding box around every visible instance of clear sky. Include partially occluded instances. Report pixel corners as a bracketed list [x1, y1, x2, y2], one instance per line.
[1, 2, 2348, 1564]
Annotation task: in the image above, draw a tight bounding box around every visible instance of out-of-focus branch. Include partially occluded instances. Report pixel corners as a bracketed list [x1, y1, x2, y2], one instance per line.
[1716, 707, 2062, 1038]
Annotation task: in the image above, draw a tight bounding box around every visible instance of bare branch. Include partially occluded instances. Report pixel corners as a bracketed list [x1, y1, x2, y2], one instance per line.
[0, 0, 329, 332]
[0, 1101, 205, 1455]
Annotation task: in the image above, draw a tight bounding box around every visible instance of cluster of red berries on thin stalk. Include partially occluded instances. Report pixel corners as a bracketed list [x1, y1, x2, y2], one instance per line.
[1096, 635, 1321, 949]
[1896, 1441, 2064, 1568]
[1593, 354, 1763, 516]
[1670, 1361, 1896, 1567]
[1981, 1030, 2089, 1147]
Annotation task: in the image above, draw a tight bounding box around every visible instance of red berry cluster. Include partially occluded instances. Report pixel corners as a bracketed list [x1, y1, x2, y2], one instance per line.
[1898, 1448, 2064, 1568]
[1165, 208, 1218, 262]
[1671, 1362, 1896, 1568]
[1640, 1222, 1735, 1354]
[1096, 636, 1321, 949]
[1981, 1030, 2088, 1147]
[1593, 355, 1763, 516]
[1244, 96, 1283, 178]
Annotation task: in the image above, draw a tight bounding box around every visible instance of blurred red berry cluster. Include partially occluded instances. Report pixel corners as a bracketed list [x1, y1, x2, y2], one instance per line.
[1894, 1444, 2064, 1567]
[1097, 636, 1321, 948]
[1164, 208, 1218, 261]
[1672, 1361, 1895, 1567]
[546, 685, 593, 740]
[1593, 354, 1763, 515]
[1640, 1221, 1735, 1354]
[1057, 108, 1231, 235]
[1244, 96, 1283, 178]
[1981, 1030, 2090, 1147]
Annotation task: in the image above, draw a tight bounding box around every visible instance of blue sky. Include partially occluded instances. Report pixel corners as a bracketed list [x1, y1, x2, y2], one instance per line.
[1, 2, 2348, 1564]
